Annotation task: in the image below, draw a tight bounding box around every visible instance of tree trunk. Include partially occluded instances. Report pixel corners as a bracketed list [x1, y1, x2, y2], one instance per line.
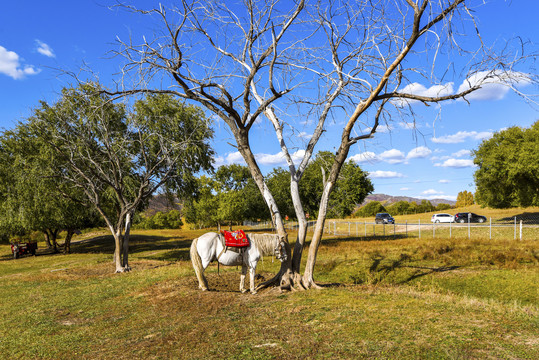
[290, 178, 307, 274]
[303, 144, 351, 288]
[111, 226, 124, 272]
[303, 182, 333, 287]
[43, 231, 52, 249]
[233, 129, 296, 289]
[48, 229, 60, 253]
[63, 229, 75, 254]
[121, 212, 133, 271]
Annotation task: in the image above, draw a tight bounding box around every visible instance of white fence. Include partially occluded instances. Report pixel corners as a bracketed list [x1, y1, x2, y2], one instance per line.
[245, 217, 539, 241]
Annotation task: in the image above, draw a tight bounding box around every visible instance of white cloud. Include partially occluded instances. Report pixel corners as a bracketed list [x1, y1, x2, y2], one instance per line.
[213, 152, 246, 167]
[434, 159, 477, 168]
[349, 151, 379, 164]
[297, 131, 312, 140]
[363, 124, 392, 133]
[379, 149, 406, 164]
[399, 122, 417, 130]
[400, 187, 410, 191]
[438, 179, 450, 183]
[368, 170, 404, 179]
[393, 82, 454, 107]
[457, 70, 532, 101]
[422, 189, 443, 195]
[432, 130, 493, 144]
[35, 40, 55, 58]
[406, 146, 432, 160]
[257, 150, 305, 166]
[430, 155, 451, 162]
[214, 150, 306, 167]
[0, 45, 40, 79]
[418, 194, 458, 201]
[452, 149, 471, 158]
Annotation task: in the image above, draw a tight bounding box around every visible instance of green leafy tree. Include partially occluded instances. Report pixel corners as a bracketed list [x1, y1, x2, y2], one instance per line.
[354, 201, 386, 218]
[263, 152, 373, 220]
[386, 201, 411, 215]
[30, 84, 213, 272]
[474, 122, 539, 208]
[418, 200, 435, 213]
[0, 123, 101, 253]
[435, 203, 452, 211]
[136, 210, 183, 229]
[456, 190, 475, 207]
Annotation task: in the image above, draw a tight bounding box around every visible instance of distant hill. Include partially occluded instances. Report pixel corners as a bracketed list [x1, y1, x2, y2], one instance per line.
[362, 193, 456, 207]
[145, 194, 182, 216]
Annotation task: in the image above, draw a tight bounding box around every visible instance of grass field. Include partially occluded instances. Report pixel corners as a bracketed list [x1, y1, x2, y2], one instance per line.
[0, 227, 538, 359]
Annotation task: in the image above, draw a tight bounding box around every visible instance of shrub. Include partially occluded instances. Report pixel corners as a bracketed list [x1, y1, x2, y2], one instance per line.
[135, 210, 183, 229]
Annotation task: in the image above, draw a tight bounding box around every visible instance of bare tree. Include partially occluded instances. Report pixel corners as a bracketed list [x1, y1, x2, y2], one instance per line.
[106, 0, 536, 286]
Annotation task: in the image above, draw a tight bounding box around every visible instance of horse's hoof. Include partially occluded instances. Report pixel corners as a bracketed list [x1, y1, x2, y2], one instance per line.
[241, 289, 248, 294]
[200, 287, 208, 291]
[250, 290, 258, 295]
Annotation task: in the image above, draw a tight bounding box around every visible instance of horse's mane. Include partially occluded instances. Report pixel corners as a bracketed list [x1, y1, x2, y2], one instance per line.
[247, 233, 279, 256]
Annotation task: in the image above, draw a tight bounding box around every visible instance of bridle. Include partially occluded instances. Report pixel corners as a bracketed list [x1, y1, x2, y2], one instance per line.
[274, 238, 288, 262]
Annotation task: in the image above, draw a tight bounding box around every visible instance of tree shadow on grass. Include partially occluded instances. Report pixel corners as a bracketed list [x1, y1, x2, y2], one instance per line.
[70, 233, 193, 262]
[499, 212, 539, 225]
[318, 234, 409, 247]
[351, 254, 461, 285]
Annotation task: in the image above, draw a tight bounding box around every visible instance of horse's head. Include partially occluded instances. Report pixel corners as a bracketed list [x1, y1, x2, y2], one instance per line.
[274, 237, 288, 262]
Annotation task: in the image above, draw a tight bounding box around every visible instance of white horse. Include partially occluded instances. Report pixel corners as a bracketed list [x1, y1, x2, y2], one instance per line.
[190, 232, 287, 294]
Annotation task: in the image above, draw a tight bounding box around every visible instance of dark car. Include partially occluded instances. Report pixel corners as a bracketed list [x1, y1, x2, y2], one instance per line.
[454, 212, 487, 223]
[375, 213, 395, 224]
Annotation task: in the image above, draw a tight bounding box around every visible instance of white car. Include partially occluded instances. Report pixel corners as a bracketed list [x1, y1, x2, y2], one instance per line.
[431, 213, 455, 223]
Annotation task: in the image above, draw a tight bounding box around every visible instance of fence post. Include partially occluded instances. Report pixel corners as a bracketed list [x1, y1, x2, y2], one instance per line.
[520, 220, 523, 240]
[364, 220, 367, 238]
[405, 220, 408, 237]
[419, 219, 421, 239]
[356, 222, 358, 237]
[393, 222, 396, 239]
[433, 221, 435, 239]
[514, 217, 517, 240]
[348, 222, 351, 236]
[449, 220, 452, 238]
[468, 217, 471, 240]
[489, 217, 492, 240]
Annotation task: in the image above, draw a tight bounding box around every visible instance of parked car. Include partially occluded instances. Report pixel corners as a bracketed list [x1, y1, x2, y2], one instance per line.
[454, 212, 487, 223]
[375, 213, 395, 224]
[431, 213, 454, 223]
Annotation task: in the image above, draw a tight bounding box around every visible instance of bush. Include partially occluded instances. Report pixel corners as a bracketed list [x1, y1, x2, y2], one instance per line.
[135, 210, 183, 229]
[354, 201, 386, 217]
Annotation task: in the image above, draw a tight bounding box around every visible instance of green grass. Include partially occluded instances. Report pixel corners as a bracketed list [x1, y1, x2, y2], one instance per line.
[0, 228, 537, 359]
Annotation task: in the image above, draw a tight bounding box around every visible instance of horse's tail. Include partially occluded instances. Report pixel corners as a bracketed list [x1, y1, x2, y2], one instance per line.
[190, 237, 208, 291]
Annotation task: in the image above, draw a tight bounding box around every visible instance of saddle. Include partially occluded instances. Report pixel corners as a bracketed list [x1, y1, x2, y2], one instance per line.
[221, 230, 250, 248]
[216, 230, 249, 270]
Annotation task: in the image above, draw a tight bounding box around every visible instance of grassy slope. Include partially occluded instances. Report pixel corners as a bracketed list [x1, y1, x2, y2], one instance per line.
[357, 204, 539, 223]
[0, 228, 537, 359]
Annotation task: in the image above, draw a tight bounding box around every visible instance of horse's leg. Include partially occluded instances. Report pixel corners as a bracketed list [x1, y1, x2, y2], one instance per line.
[249, 265, 257, 295]
[240, 264, 248, 293]
[190, 238, 209, 291]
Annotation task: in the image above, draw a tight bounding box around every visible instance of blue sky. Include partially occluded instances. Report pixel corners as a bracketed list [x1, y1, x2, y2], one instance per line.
[1, 1, 538, 203]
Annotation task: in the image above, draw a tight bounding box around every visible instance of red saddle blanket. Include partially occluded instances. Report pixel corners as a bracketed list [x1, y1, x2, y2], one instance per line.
[221, 230, 250, 247]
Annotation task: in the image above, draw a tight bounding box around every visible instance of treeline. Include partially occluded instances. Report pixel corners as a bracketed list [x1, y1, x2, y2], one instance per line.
[0, 83, 214, 262]
[184, 151, 374, 228]
[354, 200, 453, 217]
